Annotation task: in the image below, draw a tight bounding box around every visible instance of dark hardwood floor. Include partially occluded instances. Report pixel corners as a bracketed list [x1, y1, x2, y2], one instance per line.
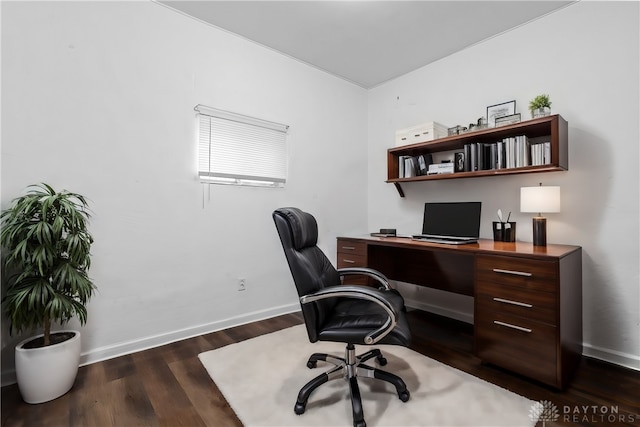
[2, 310, 639, 426]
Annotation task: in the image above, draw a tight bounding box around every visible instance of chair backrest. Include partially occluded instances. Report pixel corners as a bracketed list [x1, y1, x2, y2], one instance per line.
[272, 207, 340, 342]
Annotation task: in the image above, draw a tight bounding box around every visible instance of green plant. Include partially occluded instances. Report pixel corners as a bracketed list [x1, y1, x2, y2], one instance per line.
[1, 183, 95, 347]
[529, 94, 552, 112]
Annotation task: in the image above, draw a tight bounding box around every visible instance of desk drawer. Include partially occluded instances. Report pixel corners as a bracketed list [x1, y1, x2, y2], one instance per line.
[337, 240, 367, 256]
[477, 254, 558, 293]
[476, 281, 556, 325]
[337, 253, 367, 269]
[337, 254, 368, 285]
[337, 239, 368, 285]
[476, 312, 557, 386]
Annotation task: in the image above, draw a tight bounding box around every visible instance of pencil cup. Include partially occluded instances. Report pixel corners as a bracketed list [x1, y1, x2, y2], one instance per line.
[493, 222, 516, 242]
[502, 222, 516, 242]
[492, 221, 503, 241]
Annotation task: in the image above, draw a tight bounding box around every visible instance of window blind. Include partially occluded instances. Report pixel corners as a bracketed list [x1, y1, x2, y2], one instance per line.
[196, 105, 288, 187]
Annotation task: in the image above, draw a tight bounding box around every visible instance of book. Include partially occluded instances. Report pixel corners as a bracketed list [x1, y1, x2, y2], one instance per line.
[497, 141, 505, 169]
[404, 156, 417, 177]
[463, 144, 472, 171]
[469, 143, 478, 171]
[489, 143, 498, 170]
[417, 154, 432, 175]
[476, 143, 484, 171]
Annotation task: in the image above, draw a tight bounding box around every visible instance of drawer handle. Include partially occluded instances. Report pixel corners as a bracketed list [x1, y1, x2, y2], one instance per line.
[493, 297, 533, 308]
[342, 259, 356, 264]
[492, 268, 532, 277]
[341, 246, 356, 251]
[493, 320, 532, 333]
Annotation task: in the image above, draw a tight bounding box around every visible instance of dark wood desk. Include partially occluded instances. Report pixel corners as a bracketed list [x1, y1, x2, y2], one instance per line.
[337, 236, 582, 389]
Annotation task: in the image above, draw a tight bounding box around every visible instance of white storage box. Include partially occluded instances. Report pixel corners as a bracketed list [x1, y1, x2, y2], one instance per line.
[395, 122, 448, 147]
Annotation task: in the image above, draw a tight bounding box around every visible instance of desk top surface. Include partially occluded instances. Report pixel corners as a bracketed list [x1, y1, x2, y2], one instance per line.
[339, 236, 581, 259]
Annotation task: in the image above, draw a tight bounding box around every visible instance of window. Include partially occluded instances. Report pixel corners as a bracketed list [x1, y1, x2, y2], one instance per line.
[195, 105, 289, 187]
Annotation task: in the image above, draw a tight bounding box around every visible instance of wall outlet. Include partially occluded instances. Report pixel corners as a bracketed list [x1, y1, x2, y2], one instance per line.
[238, 278, 246, 291]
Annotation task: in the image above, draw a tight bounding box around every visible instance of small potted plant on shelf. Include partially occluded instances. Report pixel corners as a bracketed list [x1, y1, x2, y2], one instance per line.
[529, 94, 552, 118]
[1, 183, 96, 404]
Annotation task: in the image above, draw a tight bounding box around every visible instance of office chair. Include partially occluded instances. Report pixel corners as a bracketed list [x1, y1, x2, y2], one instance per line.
[272, 207, 411, 427]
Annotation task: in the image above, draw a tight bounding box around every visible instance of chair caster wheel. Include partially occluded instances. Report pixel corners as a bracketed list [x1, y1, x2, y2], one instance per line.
[294, 402, 306, 415]
[398, 389, 410, 402]
[376, 356, 387, 366]
[307, 360, 317, 369]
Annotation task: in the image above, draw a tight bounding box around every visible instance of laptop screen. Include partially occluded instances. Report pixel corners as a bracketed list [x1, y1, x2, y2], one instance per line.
[421, 202, 482, 239]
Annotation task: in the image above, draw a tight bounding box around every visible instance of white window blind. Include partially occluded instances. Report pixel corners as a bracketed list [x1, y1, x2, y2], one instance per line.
[196, 104, 288, 187]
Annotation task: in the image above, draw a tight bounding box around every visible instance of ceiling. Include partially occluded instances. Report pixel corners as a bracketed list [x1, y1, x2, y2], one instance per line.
[158, 1, 573, 89]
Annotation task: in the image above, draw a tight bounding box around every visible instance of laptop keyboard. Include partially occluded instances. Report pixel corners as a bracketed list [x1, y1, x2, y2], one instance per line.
[411, 235, 477, 245]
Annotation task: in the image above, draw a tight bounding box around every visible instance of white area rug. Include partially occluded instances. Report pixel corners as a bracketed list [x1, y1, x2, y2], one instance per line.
[199, 325, 536, 426]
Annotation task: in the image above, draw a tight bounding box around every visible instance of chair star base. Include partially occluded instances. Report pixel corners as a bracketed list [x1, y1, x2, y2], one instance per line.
[294, 343, 410, 427]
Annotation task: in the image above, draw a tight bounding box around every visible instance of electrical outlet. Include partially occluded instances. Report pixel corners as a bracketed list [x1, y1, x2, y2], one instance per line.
[238, 278, 246, 291]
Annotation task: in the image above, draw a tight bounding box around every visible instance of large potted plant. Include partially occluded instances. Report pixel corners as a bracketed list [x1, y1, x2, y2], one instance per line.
[1, 183, 96, 403]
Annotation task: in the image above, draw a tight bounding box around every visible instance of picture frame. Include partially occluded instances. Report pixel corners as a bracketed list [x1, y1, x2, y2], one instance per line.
[487, 100, 516, 127]
[494, 113, 521, 127]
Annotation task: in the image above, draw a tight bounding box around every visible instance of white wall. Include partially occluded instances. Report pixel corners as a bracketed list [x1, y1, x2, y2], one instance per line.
[368, 1, 639, 370]
[1, 1, 368, 383]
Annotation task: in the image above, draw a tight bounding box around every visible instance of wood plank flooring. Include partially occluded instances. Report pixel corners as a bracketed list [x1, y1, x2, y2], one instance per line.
[2, 310, 639, 426]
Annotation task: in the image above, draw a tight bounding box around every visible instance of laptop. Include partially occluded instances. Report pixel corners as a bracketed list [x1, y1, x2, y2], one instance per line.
[412, 202, 482, 245]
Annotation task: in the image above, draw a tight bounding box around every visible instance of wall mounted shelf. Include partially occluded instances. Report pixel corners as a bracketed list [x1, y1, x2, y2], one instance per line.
[387, 114, 568, 197]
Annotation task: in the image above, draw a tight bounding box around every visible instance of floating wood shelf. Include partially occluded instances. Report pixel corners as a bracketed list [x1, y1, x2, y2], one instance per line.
[387, 114, 568, 196]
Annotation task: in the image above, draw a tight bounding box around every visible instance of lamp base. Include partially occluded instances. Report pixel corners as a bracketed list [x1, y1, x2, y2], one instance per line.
[532, 216, 547, 246]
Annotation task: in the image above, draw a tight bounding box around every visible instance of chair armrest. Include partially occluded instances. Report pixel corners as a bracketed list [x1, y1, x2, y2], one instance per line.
[337, 267, 391, 290]
[299, 285, 398, 345]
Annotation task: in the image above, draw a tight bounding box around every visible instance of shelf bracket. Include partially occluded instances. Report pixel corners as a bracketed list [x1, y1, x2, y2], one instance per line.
[393, 182, 405, 197]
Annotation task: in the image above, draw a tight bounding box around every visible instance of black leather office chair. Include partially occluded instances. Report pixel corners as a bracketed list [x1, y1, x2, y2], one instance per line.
[273, 207, 411, 427]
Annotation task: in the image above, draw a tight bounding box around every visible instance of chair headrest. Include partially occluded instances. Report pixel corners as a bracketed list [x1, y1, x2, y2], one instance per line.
[274, 207, 318, 250]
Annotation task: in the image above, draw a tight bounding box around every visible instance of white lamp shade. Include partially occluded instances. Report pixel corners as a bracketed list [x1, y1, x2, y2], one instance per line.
[520, 186, 561, 213]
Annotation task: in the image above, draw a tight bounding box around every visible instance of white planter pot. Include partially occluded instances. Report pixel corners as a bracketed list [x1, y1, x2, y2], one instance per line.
[532, 107, 551, 118]
[15, 330, 81, 404]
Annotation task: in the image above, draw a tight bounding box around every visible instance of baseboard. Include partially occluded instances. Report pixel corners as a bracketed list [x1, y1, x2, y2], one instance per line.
[79, 302, 301, 366]
[1, 302, 300, 387]
[582, 342, 640, 372]
[1, 370, 17, 388]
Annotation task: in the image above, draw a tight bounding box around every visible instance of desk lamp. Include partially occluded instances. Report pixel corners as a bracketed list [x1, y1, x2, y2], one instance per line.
[520, 183, 560, 246]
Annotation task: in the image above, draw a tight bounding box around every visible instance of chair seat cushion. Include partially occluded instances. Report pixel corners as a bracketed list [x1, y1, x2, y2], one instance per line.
[317, 291, 411, 346]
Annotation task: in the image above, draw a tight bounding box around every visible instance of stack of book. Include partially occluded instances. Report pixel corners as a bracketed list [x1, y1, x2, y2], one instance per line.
[398, 154, 434, 178]
[462, 135, 552, 172]
[530, 141, 552, 166]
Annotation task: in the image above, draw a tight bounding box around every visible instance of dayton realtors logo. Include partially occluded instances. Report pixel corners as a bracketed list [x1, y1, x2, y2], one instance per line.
[529, 400, 559, 426]
[530, 401, 640, 424]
